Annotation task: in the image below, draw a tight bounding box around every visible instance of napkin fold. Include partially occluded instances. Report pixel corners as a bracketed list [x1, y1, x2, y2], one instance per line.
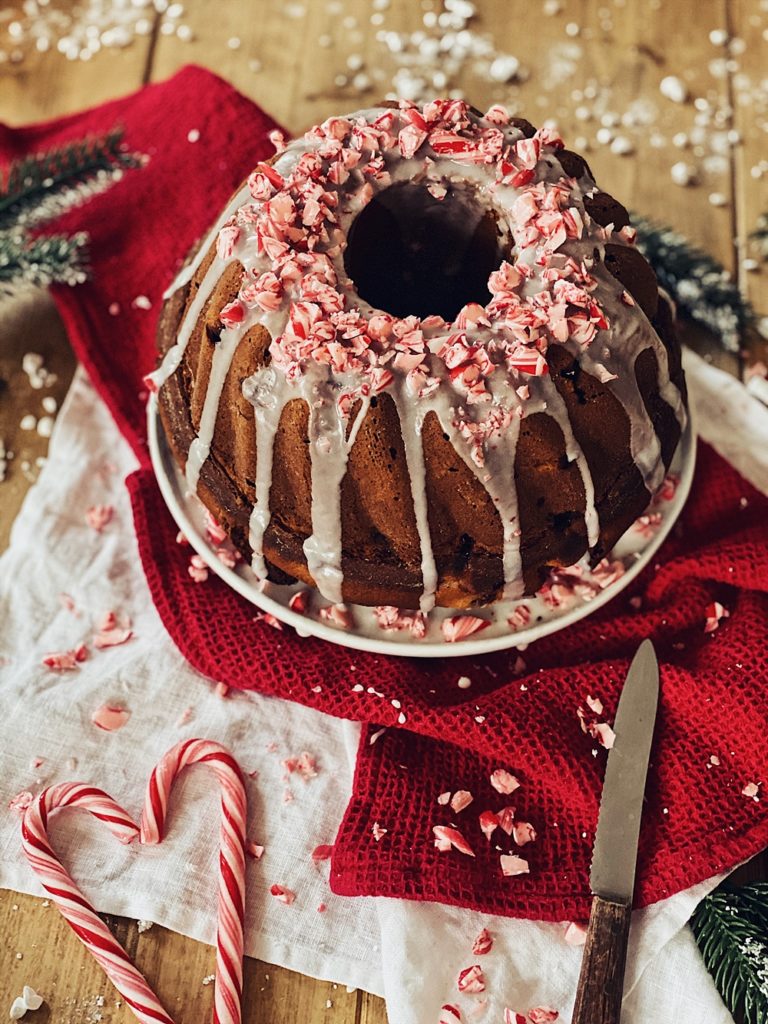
[4, 66, 767, 923]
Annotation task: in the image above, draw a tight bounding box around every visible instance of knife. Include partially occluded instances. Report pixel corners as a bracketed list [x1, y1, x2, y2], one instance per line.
[572, 638, 660, 1024]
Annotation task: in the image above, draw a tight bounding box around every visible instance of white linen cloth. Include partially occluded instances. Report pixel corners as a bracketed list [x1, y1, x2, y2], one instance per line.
[3, 338, 764, 1024]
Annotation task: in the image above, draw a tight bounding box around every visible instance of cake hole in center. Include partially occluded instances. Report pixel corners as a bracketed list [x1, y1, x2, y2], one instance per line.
[344, 182, 506, 322]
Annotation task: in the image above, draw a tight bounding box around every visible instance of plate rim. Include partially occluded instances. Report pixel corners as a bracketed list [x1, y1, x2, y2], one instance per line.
[147, 394, 696, 659]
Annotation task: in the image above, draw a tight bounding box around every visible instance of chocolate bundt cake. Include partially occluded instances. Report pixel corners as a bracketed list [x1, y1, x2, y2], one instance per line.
[152, 100, 687, 611]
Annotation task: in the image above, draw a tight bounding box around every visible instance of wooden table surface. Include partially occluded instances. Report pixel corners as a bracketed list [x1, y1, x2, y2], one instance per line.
[1, 0, 766, 1020]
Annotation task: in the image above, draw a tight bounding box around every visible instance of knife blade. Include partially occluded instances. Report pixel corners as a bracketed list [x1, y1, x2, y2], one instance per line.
[590, 637, 660, 902]
[572, 638, 660, 1024]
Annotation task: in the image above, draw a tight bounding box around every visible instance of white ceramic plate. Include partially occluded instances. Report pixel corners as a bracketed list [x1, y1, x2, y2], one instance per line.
[148, 395, 695, 658]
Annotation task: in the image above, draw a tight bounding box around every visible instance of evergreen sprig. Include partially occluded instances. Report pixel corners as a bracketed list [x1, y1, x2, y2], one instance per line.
[0, 125, 141, 292]
[0, 126, 140, 228]
[632, 215, 753, 353]
[691, 882, 768, 1024]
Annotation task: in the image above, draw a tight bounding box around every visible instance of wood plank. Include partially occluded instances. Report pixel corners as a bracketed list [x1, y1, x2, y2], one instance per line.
[727, 0, 768, 372]
[0, 1, 157, 125]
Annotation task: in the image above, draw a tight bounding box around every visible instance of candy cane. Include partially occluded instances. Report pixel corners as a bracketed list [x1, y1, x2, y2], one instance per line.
[141, 739, 247, 1024]
[21, 783, 173, 1024]
[20, 741, 249, 1024]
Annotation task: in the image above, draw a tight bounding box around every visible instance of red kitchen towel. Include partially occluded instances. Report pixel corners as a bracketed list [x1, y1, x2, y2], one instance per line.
[7, 67, 768, 922]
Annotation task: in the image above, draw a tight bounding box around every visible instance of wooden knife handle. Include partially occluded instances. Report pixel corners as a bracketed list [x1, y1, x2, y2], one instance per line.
[571, 895, 632, 1024]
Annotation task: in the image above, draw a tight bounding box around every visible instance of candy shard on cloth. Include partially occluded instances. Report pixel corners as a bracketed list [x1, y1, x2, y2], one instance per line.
[479, 810, 500, 839]
[85, 504, 114, 532]
[503, 1012, 527, 1024]
[742, 781, 761, 800]
[500, 853, 530, 876]
[528, 1009, 559, 1023]
[490, 769, 520, 795]
[91, 703, 131, 732]
[433, 824, 475, 857]
[471, 927, 493, 955]
[371, 822, 388, 842]
[312, 844, 334, 862]
[41, 644, 88, 670]
[270, 883, 296, 905]
[439, 1005, 462, 1023]
[456, 964, 486, 993]
[450, 790, 474, 813]
[704, 601, 730, 633]
[563, 921, 588, 946]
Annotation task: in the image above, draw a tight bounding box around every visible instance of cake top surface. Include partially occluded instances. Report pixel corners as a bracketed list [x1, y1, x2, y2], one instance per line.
[155, 99, 648, 450]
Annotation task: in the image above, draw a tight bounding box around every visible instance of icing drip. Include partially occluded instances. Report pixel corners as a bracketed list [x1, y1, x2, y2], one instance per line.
[184, 327, 241, 494]
[391, 389, 439, 614]
[243, 365, 285, 579]
[151, 256, 226, 392]
[302, 381, 370, 604]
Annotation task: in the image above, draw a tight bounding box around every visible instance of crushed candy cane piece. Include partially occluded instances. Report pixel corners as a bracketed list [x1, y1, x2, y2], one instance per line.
[188, 554, 209, 582]
[246, 841, 264, 860]
[498, 806, 516, 835]
[320, 603, 354, 629]
[456, 965, 485, 994]
[479, 811, 500, 840]
[704, 602, 730, 633]
[85, 504, 113, 532]
[93, 612, 133, 649]
[433, 825, 475, 857]
[490, 769, 520, 795]
[254, 611, 284, 630]
[742, 782, 761, 800]
[312, 844, 334, 862]
[283, 751, 318, 781]
[439, 1005, 462, 1024]
[528, 1009, 559, 1024]
[317, 902, 327, 913]
[270, 883, 296, 905]
[472, 927, 493, 955]
[372, 822, 388, 842]
[91, 703, 131, 732]
[437, 791, 452, 806]
[442, 615, 490, 642]
[513, 821, 537, 846]
[593, 723, 616, 749]
[585, 695, 603, 715]
[9, 791, 34, 816]
[289, 590, 310, 614]
[500, 854, 530, 876]
[42, 644, 88, 671]
[503, 1012, 527, 1024]
[563, 921, 588, 946]
[450, 790, 474, 813]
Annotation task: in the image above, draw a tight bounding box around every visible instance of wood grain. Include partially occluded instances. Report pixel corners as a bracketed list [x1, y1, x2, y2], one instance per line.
[0, 0, 766, 1021]
[571, 896, 633, 1024]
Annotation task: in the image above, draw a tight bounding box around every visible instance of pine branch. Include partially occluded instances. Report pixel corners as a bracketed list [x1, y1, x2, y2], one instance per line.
[632, 215, 753, 353]
[0, 127, 141, 228]
[0, 228, 88, 294]
[691, 882, 768, 1024]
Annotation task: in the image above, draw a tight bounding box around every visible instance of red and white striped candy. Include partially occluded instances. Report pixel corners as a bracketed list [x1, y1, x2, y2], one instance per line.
[141, 739, 248, 1024]
[20, 739, 249, 1024]
[20, 784, 173, 1024]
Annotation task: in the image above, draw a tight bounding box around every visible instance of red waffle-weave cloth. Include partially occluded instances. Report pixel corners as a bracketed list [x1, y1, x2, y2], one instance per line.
[8, 67, 768, 922]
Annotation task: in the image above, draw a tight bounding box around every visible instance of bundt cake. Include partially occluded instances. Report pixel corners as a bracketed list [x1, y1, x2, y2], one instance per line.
[151, 100, 687, 612]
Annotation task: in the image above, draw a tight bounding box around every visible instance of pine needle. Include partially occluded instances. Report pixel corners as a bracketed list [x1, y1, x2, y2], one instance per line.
[691, 882, 768, 1024]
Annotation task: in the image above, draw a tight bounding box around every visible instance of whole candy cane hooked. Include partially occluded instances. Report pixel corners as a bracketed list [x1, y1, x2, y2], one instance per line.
[20, 740, 249, 1024]
[141, 739, 248, 1024]
[21, 783, 173, 1024]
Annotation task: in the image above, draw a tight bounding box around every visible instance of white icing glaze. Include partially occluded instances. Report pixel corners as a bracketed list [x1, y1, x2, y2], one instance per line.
[158, 102, 688, 609]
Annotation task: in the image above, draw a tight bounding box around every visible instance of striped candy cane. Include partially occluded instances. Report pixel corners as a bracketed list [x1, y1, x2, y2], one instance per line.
[21, 783, 173, 1024]
[141, 739, 247, 1024]
[20, 740, 249, 1024]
